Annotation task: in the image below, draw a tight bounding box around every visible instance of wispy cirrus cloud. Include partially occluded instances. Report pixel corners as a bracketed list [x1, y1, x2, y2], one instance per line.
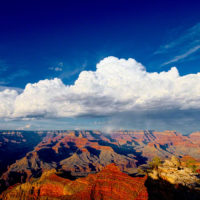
[155, 22, 200, 65]
[156, 23, 200, 54]
[0, 69, 30, 85]
[49, 62, 63, 72]
[162, 45, 200, 66]
[49, 66, 63, 71]
[59, 61, 87, 80]
[0, 59, 29, 85]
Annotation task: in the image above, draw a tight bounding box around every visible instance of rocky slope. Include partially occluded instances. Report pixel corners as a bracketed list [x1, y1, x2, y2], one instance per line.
[1, 130, 200, 193]
[0, 131, 45, 176]
[145, 156, 200, 200]
[110, 130, 200, 160]
[0, 164, 148, 200]
[189, 131, 200, 145]
[148, 156, 200, 187]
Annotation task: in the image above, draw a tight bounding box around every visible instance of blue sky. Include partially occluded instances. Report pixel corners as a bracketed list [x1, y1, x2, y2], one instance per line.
[0, 0, 200, 133]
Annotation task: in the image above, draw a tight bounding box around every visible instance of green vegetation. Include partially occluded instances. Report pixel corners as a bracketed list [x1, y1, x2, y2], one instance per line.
[186, 159, 197, 173]
[149, 156, 161, 170]
[137, 168, 146, 175]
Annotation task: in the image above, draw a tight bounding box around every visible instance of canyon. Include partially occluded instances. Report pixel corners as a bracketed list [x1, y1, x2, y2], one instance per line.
[0, 130, 200, 199]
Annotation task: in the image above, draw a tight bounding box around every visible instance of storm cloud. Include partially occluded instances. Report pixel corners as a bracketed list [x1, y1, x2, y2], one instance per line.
[0, 56, 200, 133]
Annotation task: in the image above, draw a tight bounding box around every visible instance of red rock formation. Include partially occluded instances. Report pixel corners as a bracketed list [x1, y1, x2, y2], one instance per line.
[110, 130, 196, 147]
[2, 129, 200, 194]
[180, 155, 200, 169]
[1, 164, 148, 200]
[0, 130, 138, 191]
[189, 132, 200, 145]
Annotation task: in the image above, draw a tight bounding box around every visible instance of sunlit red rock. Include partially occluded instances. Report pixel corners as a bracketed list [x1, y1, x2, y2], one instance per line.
[1, 164, 148, 200]
[189, 132, 200, 145]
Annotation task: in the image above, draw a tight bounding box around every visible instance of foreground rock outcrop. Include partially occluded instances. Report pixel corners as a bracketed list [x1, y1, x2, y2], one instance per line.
[148, 156, 200, 187]
[0, 164, 148, 200]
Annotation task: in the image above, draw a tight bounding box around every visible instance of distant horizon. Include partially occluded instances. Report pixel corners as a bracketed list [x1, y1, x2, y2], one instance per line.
[1, 129, 199, 135]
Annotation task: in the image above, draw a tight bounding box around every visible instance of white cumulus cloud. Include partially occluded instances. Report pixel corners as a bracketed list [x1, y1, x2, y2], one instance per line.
[1, 56, 200, 120]
[0, 89, 18, 118]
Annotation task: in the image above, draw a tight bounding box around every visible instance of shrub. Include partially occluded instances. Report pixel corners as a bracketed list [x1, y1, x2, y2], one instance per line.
[149, 156, 161, 170]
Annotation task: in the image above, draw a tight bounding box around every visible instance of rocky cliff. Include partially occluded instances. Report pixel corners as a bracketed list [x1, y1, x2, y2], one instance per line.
[1, 130, 200, 194]
[0, 131, 45, 177]
[0, 164, 148, 200]
[148, 156, 200, 187]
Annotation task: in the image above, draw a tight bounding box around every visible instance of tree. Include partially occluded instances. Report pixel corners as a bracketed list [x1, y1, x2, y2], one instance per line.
[186, 159, 197, 172]
[149, 156, 161, 170]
